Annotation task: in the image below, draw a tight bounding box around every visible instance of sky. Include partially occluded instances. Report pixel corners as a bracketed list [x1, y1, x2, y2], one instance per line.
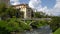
[10, 0, 60, 16]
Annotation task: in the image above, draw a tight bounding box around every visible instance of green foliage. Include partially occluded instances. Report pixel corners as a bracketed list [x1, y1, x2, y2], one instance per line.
[6, 18, 32, 32]
[0, 4, 32, 33]
[16, 20, 32, 31]
[25, 20, 31, 24]
[5, 18, 19, 32]
[0, 4, 20, 20]
[0, 19, 48, 34]
[33, 12, 50, 18]
[31, 20, 48, 28]
[0, 18, 30, 33]
[1, 3, 59, 34]
[0, 20, 7, 28]
[0, 20, 10, 34]
[6, 7, 18, 17]
[50, 16, 60, 32]
[0, 3, 6, 16]
[19, 21, 31, 30]
[54, 28, 60, 34]
[0, 18, 19, 32]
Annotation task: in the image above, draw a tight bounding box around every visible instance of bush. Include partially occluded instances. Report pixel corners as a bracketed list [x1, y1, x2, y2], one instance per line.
[0, 20, 10, 34]
[30, 20, 48, 28]
[54, 28, 60, 34]
[50, 17, 60, 32]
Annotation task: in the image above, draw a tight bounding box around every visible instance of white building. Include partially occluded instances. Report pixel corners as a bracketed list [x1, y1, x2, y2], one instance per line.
[12, 4, 33, 19]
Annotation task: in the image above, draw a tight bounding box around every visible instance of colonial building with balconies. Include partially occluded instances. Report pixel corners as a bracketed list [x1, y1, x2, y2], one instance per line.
[12, 4, 33, 19]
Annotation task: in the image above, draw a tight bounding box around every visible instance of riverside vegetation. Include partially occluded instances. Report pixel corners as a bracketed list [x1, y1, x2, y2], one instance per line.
[0, 3, 60, 34]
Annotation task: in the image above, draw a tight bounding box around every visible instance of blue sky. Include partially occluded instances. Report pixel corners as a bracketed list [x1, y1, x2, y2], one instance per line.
[10, 0, 56, 9]
[10, 0, 60, 16]
[19, 0, 29, 4]
[41, 0, 56, 8]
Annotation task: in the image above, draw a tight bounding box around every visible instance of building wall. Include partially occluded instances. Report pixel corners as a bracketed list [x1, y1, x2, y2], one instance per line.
[12, 4, 33, 19]
[26, 8, 33, 19]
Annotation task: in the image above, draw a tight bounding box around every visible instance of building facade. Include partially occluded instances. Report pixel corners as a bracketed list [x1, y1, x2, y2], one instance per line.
[13, 4, 33, 19]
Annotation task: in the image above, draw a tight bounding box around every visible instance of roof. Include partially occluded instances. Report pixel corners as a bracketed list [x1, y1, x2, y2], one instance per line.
[12, 4, 28, 7]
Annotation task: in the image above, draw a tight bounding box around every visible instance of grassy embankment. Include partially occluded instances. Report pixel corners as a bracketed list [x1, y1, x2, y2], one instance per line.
[54, 28, 60, 34]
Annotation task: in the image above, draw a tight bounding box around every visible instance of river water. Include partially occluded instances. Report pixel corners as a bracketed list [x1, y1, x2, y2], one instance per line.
[20, 25, 52, 34]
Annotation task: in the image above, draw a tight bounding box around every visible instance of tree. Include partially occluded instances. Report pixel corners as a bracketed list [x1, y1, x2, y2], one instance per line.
[0, 3, 6, 16]
[0, 3, 20, 20]
[50, 16, 60, 32]
[6, 7, 18, 18]
[54, 28, 60, 34]
[33, 12, 48, 18]
[30, 20, 48, 29]
[0, 20, 10, 34]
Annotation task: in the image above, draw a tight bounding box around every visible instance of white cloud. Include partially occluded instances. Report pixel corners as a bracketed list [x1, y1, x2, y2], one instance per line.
[52, 0, 60, 16]
[10, 0, 60, 16]
[54, 0, 60, 8]
[29, 0, 60, 16]
[10, 0, 20, 5]
[29, 0, 52, 16]
[29, 0, 41, 8]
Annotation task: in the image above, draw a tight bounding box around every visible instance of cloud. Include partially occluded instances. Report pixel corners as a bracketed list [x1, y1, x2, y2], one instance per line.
[10, 0, 60, 16]
[54, 0, 60, 8]
[29, 0, 60, 16]
[29, 0, 41, 8]
[52, 0, 60, 16]
[29, 0, 52, 15]
[10, 0, 20, 5]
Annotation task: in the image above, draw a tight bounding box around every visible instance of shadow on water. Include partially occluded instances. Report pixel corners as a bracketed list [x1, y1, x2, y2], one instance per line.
[20, 25, 52, 34]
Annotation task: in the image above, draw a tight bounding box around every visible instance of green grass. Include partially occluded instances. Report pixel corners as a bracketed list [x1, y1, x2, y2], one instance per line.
[54, 28, 60, 34]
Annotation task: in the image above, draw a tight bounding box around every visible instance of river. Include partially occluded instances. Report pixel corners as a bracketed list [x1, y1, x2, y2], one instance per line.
[20, 25, 52, 34]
